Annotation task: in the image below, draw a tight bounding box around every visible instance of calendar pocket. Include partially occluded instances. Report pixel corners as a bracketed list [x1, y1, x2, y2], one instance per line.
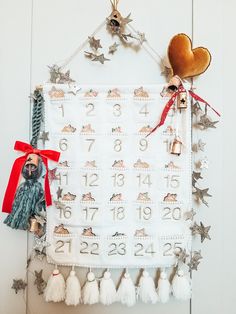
[133, 203, 158, 224]
[77, 235, 102, 266]
[78, 204, 102, 226]
[50, 134, 79, 160]
[104, 235, 129, 266]
[78, 99, 101, 121]
[104, 204, 129, 225]
[105, 99, 129, 122]
[48, 234, 77, 265]
[132, 236, 158, 263]
[53, 201, 76, 225]
[159, 233, 191, 266]
[159, 204, 184, 222]
[132, 99, 160, 124]
[47, 101, 79, 124]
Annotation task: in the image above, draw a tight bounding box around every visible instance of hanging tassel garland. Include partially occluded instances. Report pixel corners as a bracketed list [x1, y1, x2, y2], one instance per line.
[117, 272, 136, 307]
[100, 270, 117, 305]
[138, 270, 158, 304]
[82, 271, 99, 305]
[172, 270, 192, 301]
[157, 271, 171, 303]
[44, 269, 65, 302]
[65, 270, 81, 306]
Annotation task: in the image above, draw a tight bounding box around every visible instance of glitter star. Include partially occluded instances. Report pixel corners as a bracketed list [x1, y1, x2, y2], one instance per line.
[192, 101, 202, 116]
[12, 279, 27, 294]
[175, 249, 189, 264]
[92, 53, 110, 64]
[88, 36, 102, 50]
[199, 157, 209, 169]
[68, 84, 81, 96]
[192, 171, 203, 187]
[33, 235, 50, 254]
[190, 222, 211, 243]
[84, 51, 110, 64]
[48, 168, 58, 183]
[54, 200, 65, 209]
[34, 270, 47, 295]
[34, 215, 46, 227]
[39, 131, 49, 145]
[188, 259, 200, 271]
[193, 187, 212, 207]
[56, 187, 63, 200]
[184, 209, 196, 221]
[34, 250, 46, 261]
[109, 42, 119, 54]
[137, 32, 147, 44]
[192, 139, 206, 152]
[197, 114, 219, 130]
[122, 13, 132, 25]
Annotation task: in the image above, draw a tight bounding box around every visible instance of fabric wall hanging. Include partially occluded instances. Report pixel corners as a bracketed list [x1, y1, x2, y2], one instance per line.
[1, 0, 220, 307]
[44, 83, 192, 269]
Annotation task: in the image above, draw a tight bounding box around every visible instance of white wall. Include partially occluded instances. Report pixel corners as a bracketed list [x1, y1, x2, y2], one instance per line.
[0, 1, 234, 314]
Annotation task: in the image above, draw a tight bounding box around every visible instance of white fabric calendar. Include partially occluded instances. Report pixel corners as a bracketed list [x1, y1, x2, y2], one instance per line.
[43, 83, 192, 268]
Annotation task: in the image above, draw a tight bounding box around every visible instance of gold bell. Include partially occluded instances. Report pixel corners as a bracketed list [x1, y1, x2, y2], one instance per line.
[177, 91, 188, 109]
[29, 217, 39, 233]
[170, 137, 183, 156]
[25, 153, 39, 168]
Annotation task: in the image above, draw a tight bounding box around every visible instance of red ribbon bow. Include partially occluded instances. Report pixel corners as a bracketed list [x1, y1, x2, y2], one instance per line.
[2, 141, 60, 214]
[147, 86, 221, 136]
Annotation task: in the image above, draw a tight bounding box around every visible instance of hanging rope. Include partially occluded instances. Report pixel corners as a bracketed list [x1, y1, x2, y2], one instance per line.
[30, 88, 44, 148]
[59, 19, 107, 70]
[127, 24, 165, 67]
[55, 17, 164, 70]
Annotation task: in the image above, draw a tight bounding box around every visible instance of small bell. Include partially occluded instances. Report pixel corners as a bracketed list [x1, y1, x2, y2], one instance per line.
[29, 217, 39, 233]
[177, 91, 188, 109]
[170, 137, 182, 156]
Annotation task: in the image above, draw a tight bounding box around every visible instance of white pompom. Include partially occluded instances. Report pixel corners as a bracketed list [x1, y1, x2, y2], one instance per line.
[138, 270, 158, 304]
[117, 272, 136, 307]
[65, 270, 81, 306]
[172, 270, 192, 300]
[100, 271, 117, 305]
[44, 269, 65, 302]
[82, 271, 99, 305]
[157, 271, 171, 303]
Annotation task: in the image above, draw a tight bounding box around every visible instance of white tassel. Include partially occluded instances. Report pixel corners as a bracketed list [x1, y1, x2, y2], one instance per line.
[157, 271, 171, 303]
[100, 270, 117, 305]
[82, 271, 99, 305]
[117, 272, 136, 307]
[172, 270, 192, 300]
[44, 269, 65, 302]
[65, 270, 81, 306]
[138, 270, 158, 304]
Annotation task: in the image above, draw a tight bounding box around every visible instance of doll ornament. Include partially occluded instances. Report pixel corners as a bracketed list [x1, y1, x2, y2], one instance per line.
[4, 154, 45, 230]
[2, 141, 60, 231]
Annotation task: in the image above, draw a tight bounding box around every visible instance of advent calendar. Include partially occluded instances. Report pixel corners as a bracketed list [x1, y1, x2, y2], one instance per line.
[44, 83, 192, 268]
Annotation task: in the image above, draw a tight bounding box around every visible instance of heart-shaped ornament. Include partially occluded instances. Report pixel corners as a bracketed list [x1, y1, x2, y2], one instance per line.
[168, 33, 211, 79]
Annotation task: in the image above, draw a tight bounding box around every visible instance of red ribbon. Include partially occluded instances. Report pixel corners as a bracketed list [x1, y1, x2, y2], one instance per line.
[2, 141, 60, 214]
[147, 87, 221, 136]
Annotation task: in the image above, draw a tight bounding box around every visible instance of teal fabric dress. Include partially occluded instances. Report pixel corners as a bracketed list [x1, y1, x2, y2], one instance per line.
[4, 179, 45, 230]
